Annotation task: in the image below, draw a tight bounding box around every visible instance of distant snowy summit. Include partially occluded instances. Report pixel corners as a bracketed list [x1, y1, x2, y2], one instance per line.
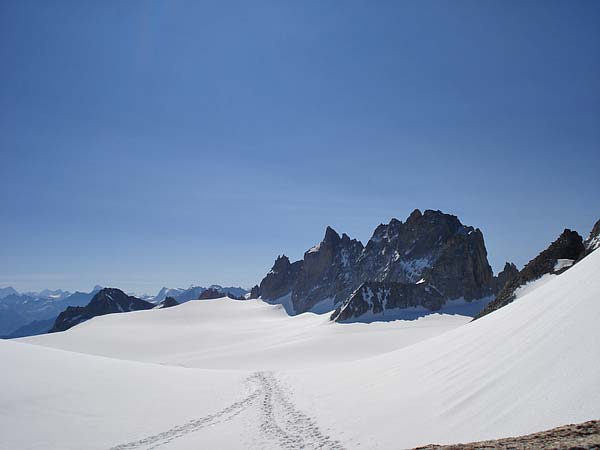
[0, 286, 19, 299]
[50, 288, 155, 332]
[0, 286, 103, 337]
[152, 285, 248, 303]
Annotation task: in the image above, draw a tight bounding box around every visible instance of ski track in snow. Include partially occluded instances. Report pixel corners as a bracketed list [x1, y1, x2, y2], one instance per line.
[108, 371, 343, 450]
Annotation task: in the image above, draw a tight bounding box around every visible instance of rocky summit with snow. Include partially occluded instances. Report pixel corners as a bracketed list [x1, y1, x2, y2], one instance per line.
[476, 228, 586, 319]
[49, 288, 154, 332]
[257, 209, 497, 320]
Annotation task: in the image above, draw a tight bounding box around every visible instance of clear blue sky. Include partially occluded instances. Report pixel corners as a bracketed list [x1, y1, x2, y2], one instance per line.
[1, 1, 599, 295]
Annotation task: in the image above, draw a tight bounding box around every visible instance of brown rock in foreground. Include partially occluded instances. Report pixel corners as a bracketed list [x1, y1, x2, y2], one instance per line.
[413, 419, 600, 450]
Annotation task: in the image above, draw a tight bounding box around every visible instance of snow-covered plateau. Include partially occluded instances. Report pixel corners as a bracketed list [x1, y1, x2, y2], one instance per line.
[1, 250, 599, 449]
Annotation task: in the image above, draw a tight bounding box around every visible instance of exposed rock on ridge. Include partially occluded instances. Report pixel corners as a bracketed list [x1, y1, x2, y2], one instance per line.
[258, 255, 303, 304]
[494, 262, 519, 293]
[331, 281, 445, 322]
[475, 229, 584, 319]
[49, 288, 154, 333]
[584, 218, 600, 255]
[155, 296, 179, 309]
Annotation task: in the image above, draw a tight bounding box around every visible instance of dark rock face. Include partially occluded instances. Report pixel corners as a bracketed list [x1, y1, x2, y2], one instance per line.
[476, 229, 585, 319]
[156, 296, 179, 309]
[249, 285, 261, 299]
[291, 228, 364, 313]
[49, 288, 154, 333]
[494, 262, 519, 293]
[198, 288, 223, 300]
[331, 281, 444, 322]
[259, 209, 495, 317]
[259, 255, 303, 301]
[583, 218, 600, 256]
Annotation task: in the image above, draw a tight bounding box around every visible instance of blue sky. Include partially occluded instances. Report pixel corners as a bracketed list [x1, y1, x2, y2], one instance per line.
[1, 1, 599, 294]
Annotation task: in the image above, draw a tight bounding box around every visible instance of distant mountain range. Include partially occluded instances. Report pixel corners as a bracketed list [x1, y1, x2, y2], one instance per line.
[152, 285, 249, 303]
[0, 286, 19, 299]
[0, 283, 249, 338]
[49, 285, 249, 333]
[50, 288, 155, 333]
[0, 286, 102, 337]
[2, 212, 598, 337]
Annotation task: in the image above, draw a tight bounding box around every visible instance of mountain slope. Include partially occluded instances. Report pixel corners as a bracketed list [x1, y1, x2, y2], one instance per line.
[476, 228, 584, 319]
[0, 286, 19, 299]
[283, 248, 600, 449]
[3, 317, 56, 339]
[49, 288, 154, 332]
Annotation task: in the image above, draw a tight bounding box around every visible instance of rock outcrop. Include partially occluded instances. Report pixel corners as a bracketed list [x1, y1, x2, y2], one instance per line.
[475, 229, 585, 319]
[413, 419, 600, 450]
[198, 288, 223, 300]
[584, 218, 600, 256]
[249, 285, 261, 299]
[493, 262, 519, 293]
[155, 296, 179, 309]
[291, 227, 364, 312]
[49, 288, 154, 333]
[259, 209, 495, 319]
[331, 281, 444, 322]
[259, 255, 303, 302]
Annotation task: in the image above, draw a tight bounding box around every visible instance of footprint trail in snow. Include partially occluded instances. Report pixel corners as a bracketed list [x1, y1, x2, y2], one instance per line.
[109, 371, 343, 450]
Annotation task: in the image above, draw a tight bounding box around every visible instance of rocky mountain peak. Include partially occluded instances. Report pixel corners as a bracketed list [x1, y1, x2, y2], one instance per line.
[259, 254, 303, 301]
[272, 254, 291, 271]
[323, 226, 341, 245]
[49, 288, 154, 333]
[407, 208, 422, 222]
[258, 209, 495, 319]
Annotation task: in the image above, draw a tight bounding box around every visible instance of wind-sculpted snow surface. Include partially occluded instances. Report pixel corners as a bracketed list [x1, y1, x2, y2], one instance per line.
[21, 296, 468, 369]
[3, 250, 600, 449]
